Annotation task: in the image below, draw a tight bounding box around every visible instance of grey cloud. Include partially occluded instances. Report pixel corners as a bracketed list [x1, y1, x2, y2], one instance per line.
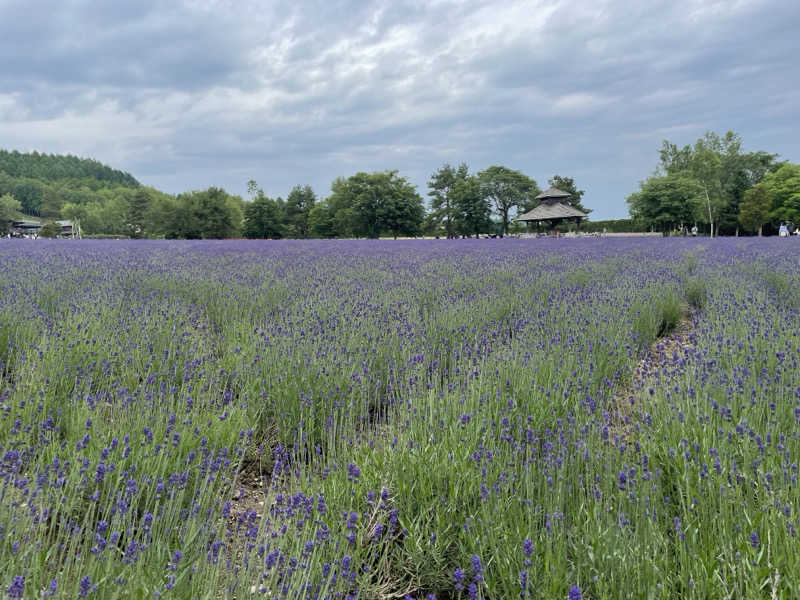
[0, 0, 798, 219]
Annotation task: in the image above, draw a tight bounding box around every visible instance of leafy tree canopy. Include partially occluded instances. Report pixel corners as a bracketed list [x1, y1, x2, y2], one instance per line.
[548, 175, 590, 214]
[478, 166, 539, 235]
[0, 193, 22, 235]
[325, 171, 425, 238]
[284, 184, 316, 239]
[165, 187, 242, 239]
[763, 163, 800, 225]
[428, 163, 470, 238]
[244, 192, 286, 239]
[738, 182, 771, 236]
[627, 174, 704, 232]
[655, 131, 780, 235]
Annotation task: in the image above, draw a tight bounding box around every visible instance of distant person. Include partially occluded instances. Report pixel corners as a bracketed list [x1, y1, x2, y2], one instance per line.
[779, 222, 789, 237]
[691, 225, 698, 237]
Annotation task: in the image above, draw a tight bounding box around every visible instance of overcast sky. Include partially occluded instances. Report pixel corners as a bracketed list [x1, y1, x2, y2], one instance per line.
[1, 0, 798, 219]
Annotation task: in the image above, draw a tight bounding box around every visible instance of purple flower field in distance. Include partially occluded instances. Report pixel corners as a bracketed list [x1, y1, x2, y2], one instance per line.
[0, 237, 798, 599]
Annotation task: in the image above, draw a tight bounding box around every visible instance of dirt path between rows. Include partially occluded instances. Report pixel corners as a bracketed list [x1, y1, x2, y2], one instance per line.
[613, 309, 697, 435]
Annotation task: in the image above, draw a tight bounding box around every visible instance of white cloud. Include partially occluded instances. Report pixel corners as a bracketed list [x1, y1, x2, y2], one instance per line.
[551, 93, 617, 115]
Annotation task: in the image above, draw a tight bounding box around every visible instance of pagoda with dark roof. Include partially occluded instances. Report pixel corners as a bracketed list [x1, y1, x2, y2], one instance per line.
[516, 187, 587, 229]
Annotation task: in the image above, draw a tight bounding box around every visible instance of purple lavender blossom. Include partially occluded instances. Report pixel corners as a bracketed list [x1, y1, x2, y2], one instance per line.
[6, 576, 24, 599]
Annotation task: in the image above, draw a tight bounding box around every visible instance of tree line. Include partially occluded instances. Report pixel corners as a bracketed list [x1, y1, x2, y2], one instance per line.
[1, 150, 591, 239]
[627, 131, 798, 236]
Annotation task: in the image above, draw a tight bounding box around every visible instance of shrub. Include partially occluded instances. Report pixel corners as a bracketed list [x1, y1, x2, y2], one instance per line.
[38, 221, 61, 238]
[684, 278, 707, 310]
[632, 288, 684, 347]
[683, 251, 698, 276]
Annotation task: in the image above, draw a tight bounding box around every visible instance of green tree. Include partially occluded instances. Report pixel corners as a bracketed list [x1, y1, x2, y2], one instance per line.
[60, 202, 88, 229]
[196, 187, 241, 239]
[38, 221, 62, 238]
[308, 201, 337, 238]
[627, 174, 704, 233]
[325, 171, 424, 238]
[428, 163, 469, 238]
[477, 166, 539, 235]
[244, 192, 285, 239]
[738, 182, 771, 236]
[39, 186, 63, 218]
[13, 180, 45, 214]
[126, 187, 152, 238]
[452, 175, 491, 238]
[165, 187, 241, 239]
[284, 185, 316, 238]
[763, 163, 800, 226]
[247, 179, 259, 200]
[0, 193, 22, 235]
[547, 175, 590, 214]
[658, 131, 779, 236]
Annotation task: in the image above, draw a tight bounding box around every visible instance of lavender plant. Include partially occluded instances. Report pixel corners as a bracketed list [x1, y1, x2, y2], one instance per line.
[1, 237, 798, 598]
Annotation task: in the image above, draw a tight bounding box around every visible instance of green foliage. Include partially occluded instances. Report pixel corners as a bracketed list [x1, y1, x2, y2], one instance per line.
[452, 173, 491, 237]
[0, 193, 22, 234]
[632, 288, 684, 346]
[12, 179, 45, 213]
[478, 165, 540, 235]
[759, 269, 798, 308]
[3, 242, 800, 598]
[683, 251, 699, 275]
[653, 131, 780, 235]
[428, 163, 469, 238]
[126, 187, 152, 238]
[581, 218, 646, 233]
[548, 174, 591, 214]
[627, 174, 704, 232]
[763, 163, 800, 225]
[164, 187, 242, 239]
[38, 221, 62, 238]
[284, 184, 316, 238]
[684, 278, 707, 309]
[566, 267, 593, 287]
[323, 171, 425, 238]
[244, 192, 285, 239]
[0, 149, 139, 186]
[308, 200, 337, 238]
[738, 182, 771, 234]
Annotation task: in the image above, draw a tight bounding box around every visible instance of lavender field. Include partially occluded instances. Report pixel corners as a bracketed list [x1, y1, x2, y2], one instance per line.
[1, 238, 798, 599]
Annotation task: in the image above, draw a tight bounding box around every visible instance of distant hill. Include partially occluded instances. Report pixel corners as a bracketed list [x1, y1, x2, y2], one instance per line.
[0, 149, 143, 217]
[0, 149, 139, 188]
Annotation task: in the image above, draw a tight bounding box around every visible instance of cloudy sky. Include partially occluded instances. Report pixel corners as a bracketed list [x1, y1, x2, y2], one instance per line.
[1, 0, 797, 219]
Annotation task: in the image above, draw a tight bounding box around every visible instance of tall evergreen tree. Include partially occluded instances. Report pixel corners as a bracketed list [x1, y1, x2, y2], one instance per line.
[126, 188, 151, 238]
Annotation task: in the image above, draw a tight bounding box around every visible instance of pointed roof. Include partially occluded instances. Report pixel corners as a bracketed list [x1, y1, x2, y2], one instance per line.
[536, 187, 571, 201]
[517, 203, 587, 222]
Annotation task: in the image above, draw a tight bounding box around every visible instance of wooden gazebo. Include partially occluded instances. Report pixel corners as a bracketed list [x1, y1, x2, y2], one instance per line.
[516, 187, 587, 231]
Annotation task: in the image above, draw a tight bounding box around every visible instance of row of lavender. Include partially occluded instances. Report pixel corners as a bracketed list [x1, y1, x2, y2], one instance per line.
[1, 238, 798, 598]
